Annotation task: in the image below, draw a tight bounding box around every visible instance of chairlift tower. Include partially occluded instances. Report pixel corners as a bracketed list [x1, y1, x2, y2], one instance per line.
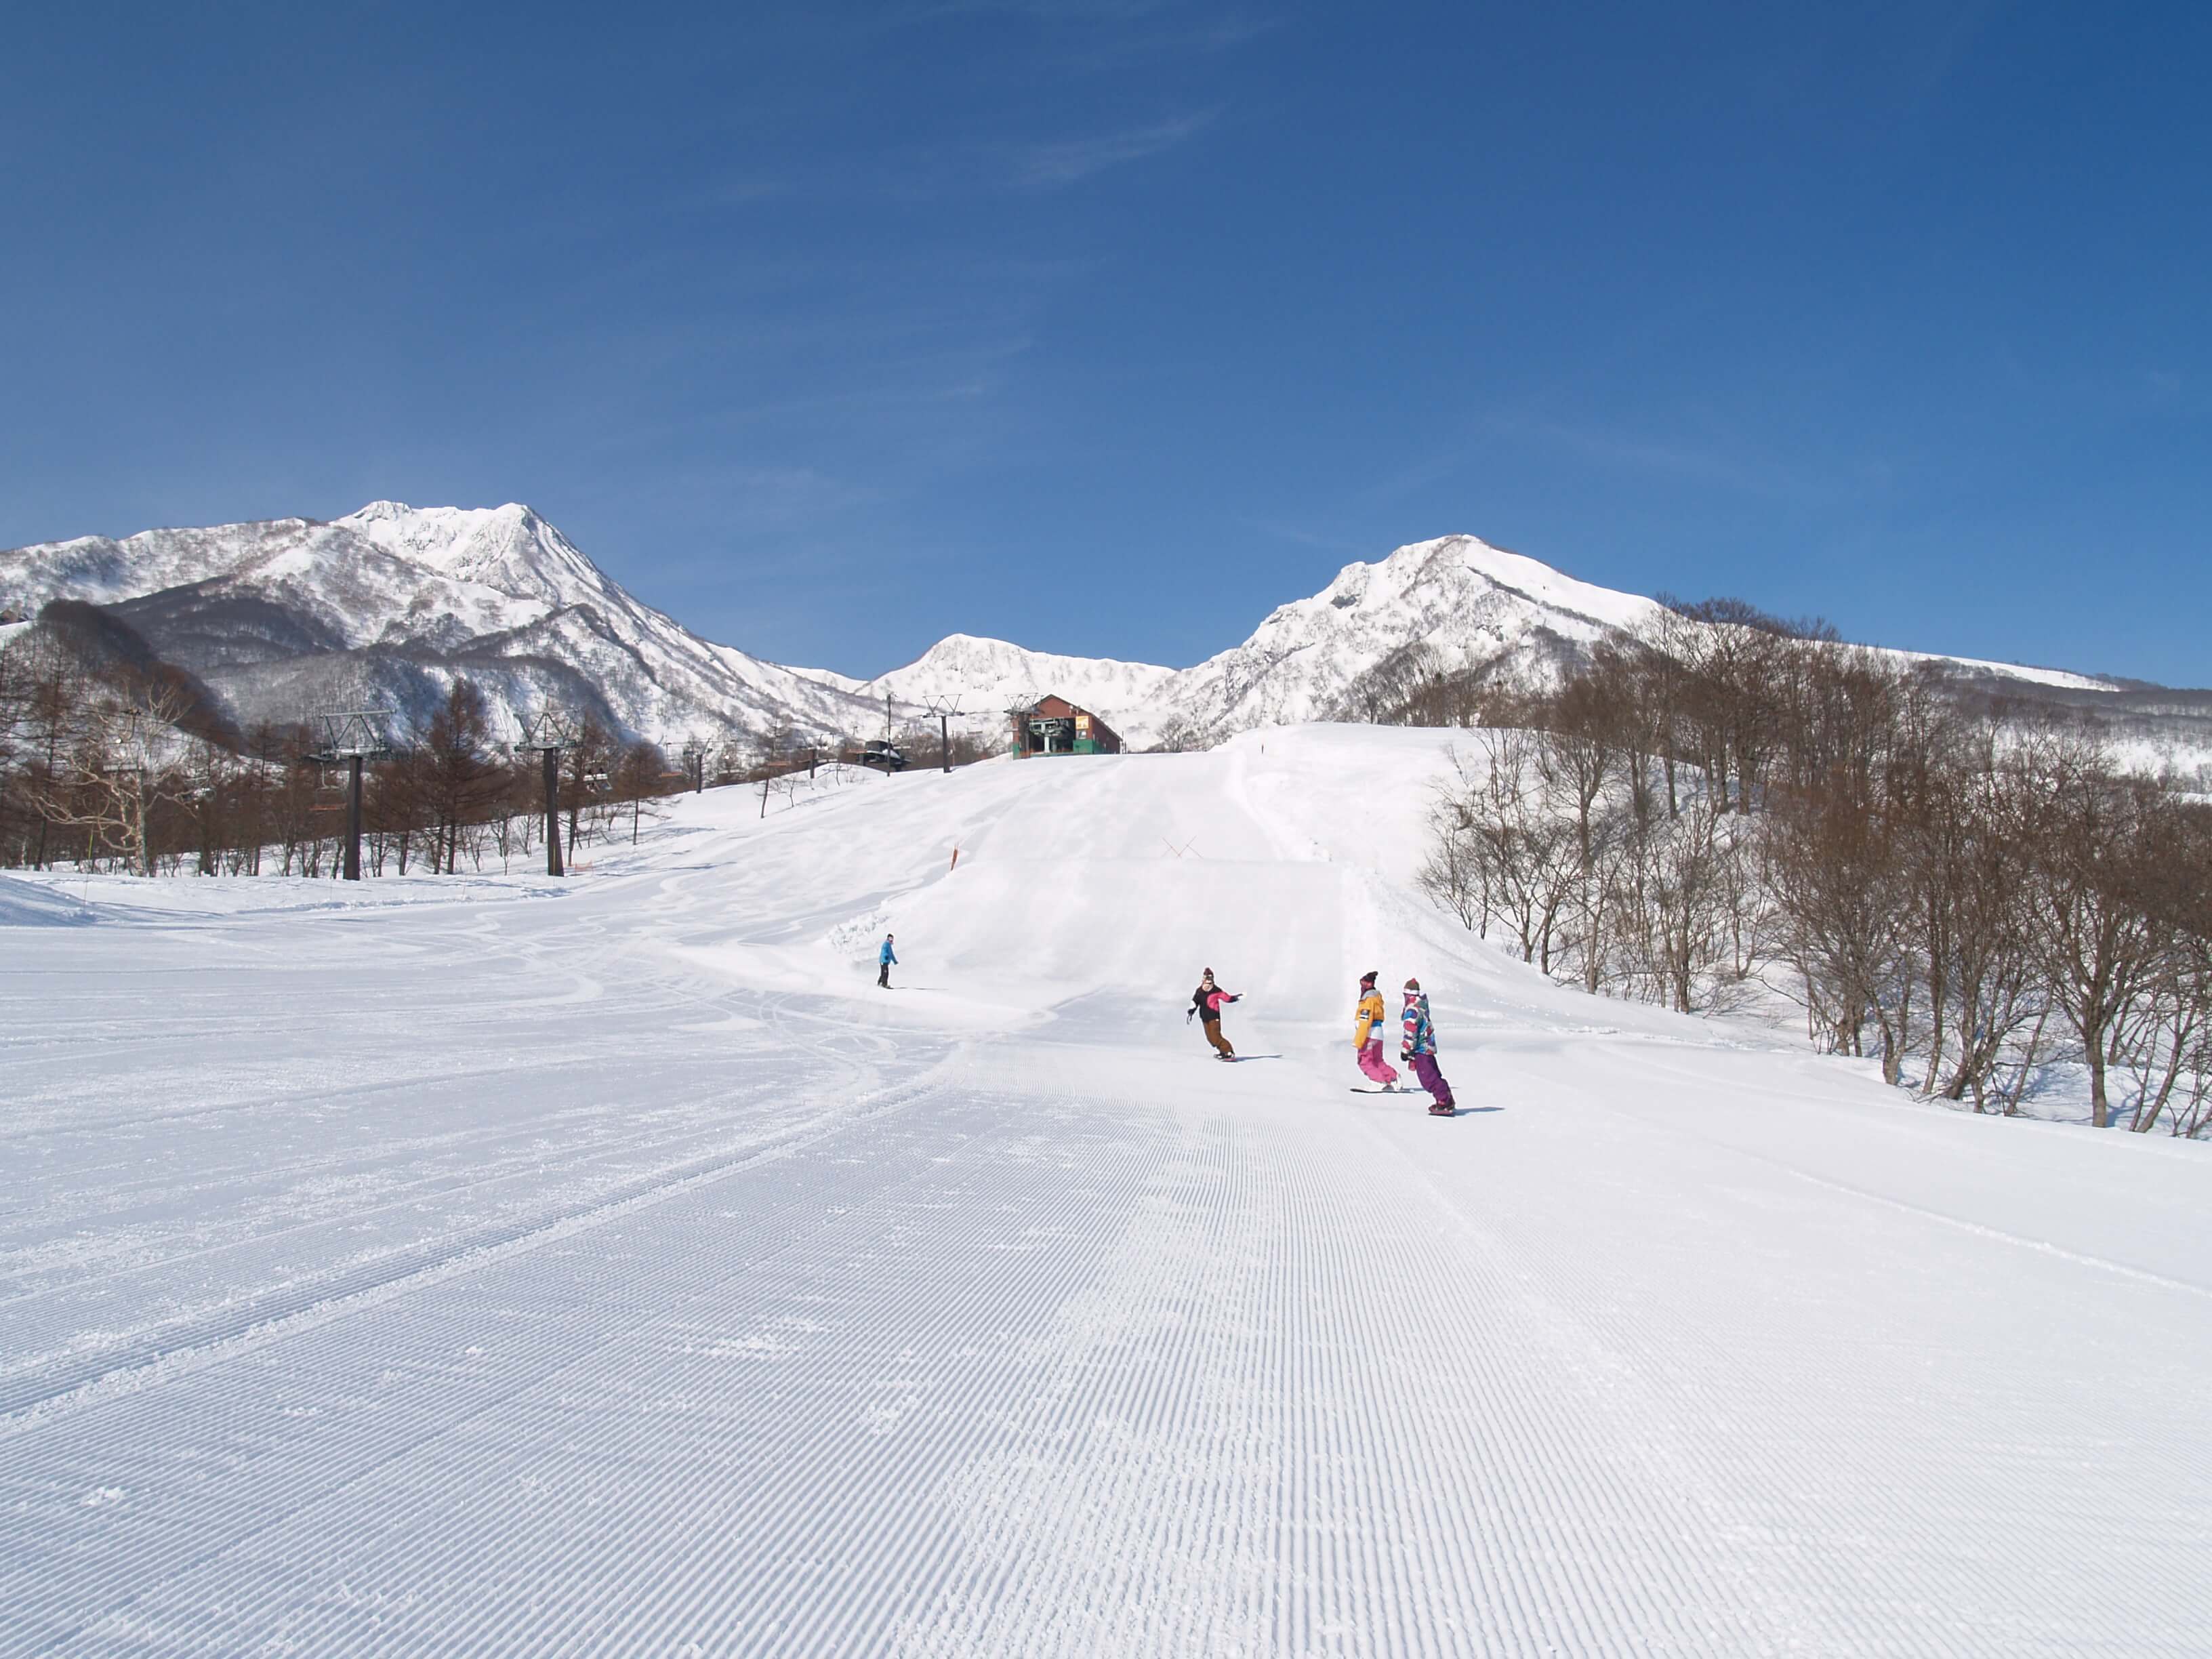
[923, 697, 963, 773]
[304, 710, 393, 881]
[514, 708, 575, 878]
[1002, 690, 1038, 759]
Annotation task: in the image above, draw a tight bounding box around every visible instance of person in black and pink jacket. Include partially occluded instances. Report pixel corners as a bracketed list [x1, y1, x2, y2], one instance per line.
[1189, 968, 1240, 1061]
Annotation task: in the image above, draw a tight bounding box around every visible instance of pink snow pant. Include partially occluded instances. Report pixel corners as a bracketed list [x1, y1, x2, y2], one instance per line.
[1357, 1040, 1400, 1086]
[1408, 1052, 1454, 1108]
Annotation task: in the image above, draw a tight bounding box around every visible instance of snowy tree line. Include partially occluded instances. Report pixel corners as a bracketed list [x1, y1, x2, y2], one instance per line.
[0, 610, 687, 878]
[0, 603, 1008, 880]
[1406, 602, 2212, 1136]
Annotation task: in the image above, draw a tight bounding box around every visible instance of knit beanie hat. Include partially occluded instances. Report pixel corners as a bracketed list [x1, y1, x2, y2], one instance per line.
[1359, 970, 1377, 988]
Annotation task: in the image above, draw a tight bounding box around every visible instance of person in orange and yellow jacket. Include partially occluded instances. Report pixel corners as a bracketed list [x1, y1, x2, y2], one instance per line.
[1351, 970, 1401, 1090]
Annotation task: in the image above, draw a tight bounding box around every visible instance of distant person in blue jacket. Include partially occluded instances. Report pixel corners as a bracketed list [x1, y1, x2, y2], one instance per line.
[878, 933, 897, 989]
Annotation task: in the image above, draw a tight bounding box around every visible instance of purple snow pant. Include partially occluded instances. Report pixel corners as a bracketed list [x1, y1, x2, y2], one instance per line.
[1407, 1052, 1454, 1108]
[1357, 1040, 1400, 1087]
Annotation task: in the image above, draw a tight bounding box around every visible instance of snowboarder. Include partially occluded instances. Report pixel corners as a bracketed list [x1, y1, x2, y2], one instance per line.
[1352, 971, 1400, 1090]
[1188, 968, 1240, 1061]
[1400, 977, 1456, 1117]
[878, 933, 897, 989]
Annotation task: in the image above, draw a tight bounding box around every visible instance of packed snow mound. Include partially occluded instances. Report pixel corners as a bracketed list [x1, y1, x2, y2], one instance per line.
[0, 873, 93, 926]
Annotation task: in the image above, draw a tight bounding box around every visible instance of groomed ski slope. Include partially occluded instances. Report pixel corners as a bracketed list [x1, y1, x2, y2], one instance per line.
[3, 725, 2208, 1658]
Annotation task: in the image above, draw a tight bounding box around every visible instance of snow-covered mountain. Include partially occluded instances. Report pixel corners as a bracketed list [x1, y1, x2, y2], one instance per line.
[1132, 535, 1661, 746]
[840, 535, 2121, 752]
[3, 506, 2152, 762]
[0, 503, 890, 751]
[806, 634, 1180, 732]
[806, 538, 1681, 748]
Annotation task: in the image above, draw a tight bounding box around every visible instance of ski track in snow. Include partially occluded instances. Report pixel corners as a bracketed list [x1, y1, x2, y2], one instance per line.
[3, 728, 2208, 1657]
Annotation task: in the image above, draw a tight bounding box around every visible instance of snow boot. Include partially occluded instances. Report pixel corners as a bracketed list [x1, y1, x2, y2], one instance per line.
[1427, 1102, 1454, 1117]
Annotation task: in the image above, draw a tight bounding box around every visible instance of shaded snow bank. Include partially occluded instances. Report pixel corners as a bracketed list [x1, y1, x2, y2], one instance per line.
[0, 874, 93, 927]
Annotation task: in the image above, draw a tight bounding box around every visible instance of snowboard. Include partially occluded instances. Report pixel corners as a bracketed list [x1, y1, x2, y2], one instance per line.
[1348, 1085, 1404, 1094]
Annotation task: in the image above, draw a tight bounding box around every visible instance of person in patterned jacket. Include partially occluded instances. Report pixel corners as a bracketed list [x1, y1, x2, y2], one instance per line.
[1399, 978, 1456, 1116]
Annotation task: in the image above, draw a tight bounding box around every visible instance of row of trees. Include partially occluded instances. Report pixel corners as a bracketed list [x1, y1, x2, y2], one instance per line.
[0, 599, 1027, 882]
[1414, 610, 2212, 1136]
[0, 632, 687, 879]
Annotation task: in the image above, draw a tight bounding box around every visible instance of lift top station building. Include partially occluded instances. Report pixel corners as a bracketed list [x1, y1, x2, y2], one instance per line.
[1010, 695, 1124, 757]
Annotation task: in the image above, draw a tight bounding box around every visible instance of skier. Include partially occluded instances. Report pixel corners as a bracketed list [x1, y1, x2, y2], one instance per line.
[1188, 968, 1240, 1061]
[878, 933, 897, 989]
[1399, 977, 1456, 1117]
[1351, 971, 1400, 1090]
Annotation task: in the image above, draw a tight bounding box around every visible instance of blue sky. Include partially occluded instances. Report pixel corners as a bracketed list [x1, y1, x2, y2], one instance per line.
[3, 1, 2207, 684]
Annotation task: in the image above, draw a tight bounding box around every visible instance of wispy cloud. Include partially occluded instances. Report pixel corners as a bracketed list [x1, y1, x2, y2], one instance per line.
[1008, 109, 1218, 188]
[886, 0, 1276, 71]
[1365, 410, 1847, 508]
[916, 0, 1197, 20]
[1495, 415, 1784, 494]
[1234, 516, 1374, 556]
[676, 111, 1219, 207]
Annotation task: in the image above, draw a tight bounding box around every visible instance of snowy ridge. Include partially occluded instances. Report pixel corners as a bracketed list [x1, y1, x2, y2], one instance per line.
[0, 503, 895, 749]
[3, 726, 2206, 1653]
[1138, 533, 1662, 745]
[830, 533, 2125, 751]
[1, 506, 2138, 757]
[1127, 533, 2120, 745]
[823, 633, 1179, 729]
